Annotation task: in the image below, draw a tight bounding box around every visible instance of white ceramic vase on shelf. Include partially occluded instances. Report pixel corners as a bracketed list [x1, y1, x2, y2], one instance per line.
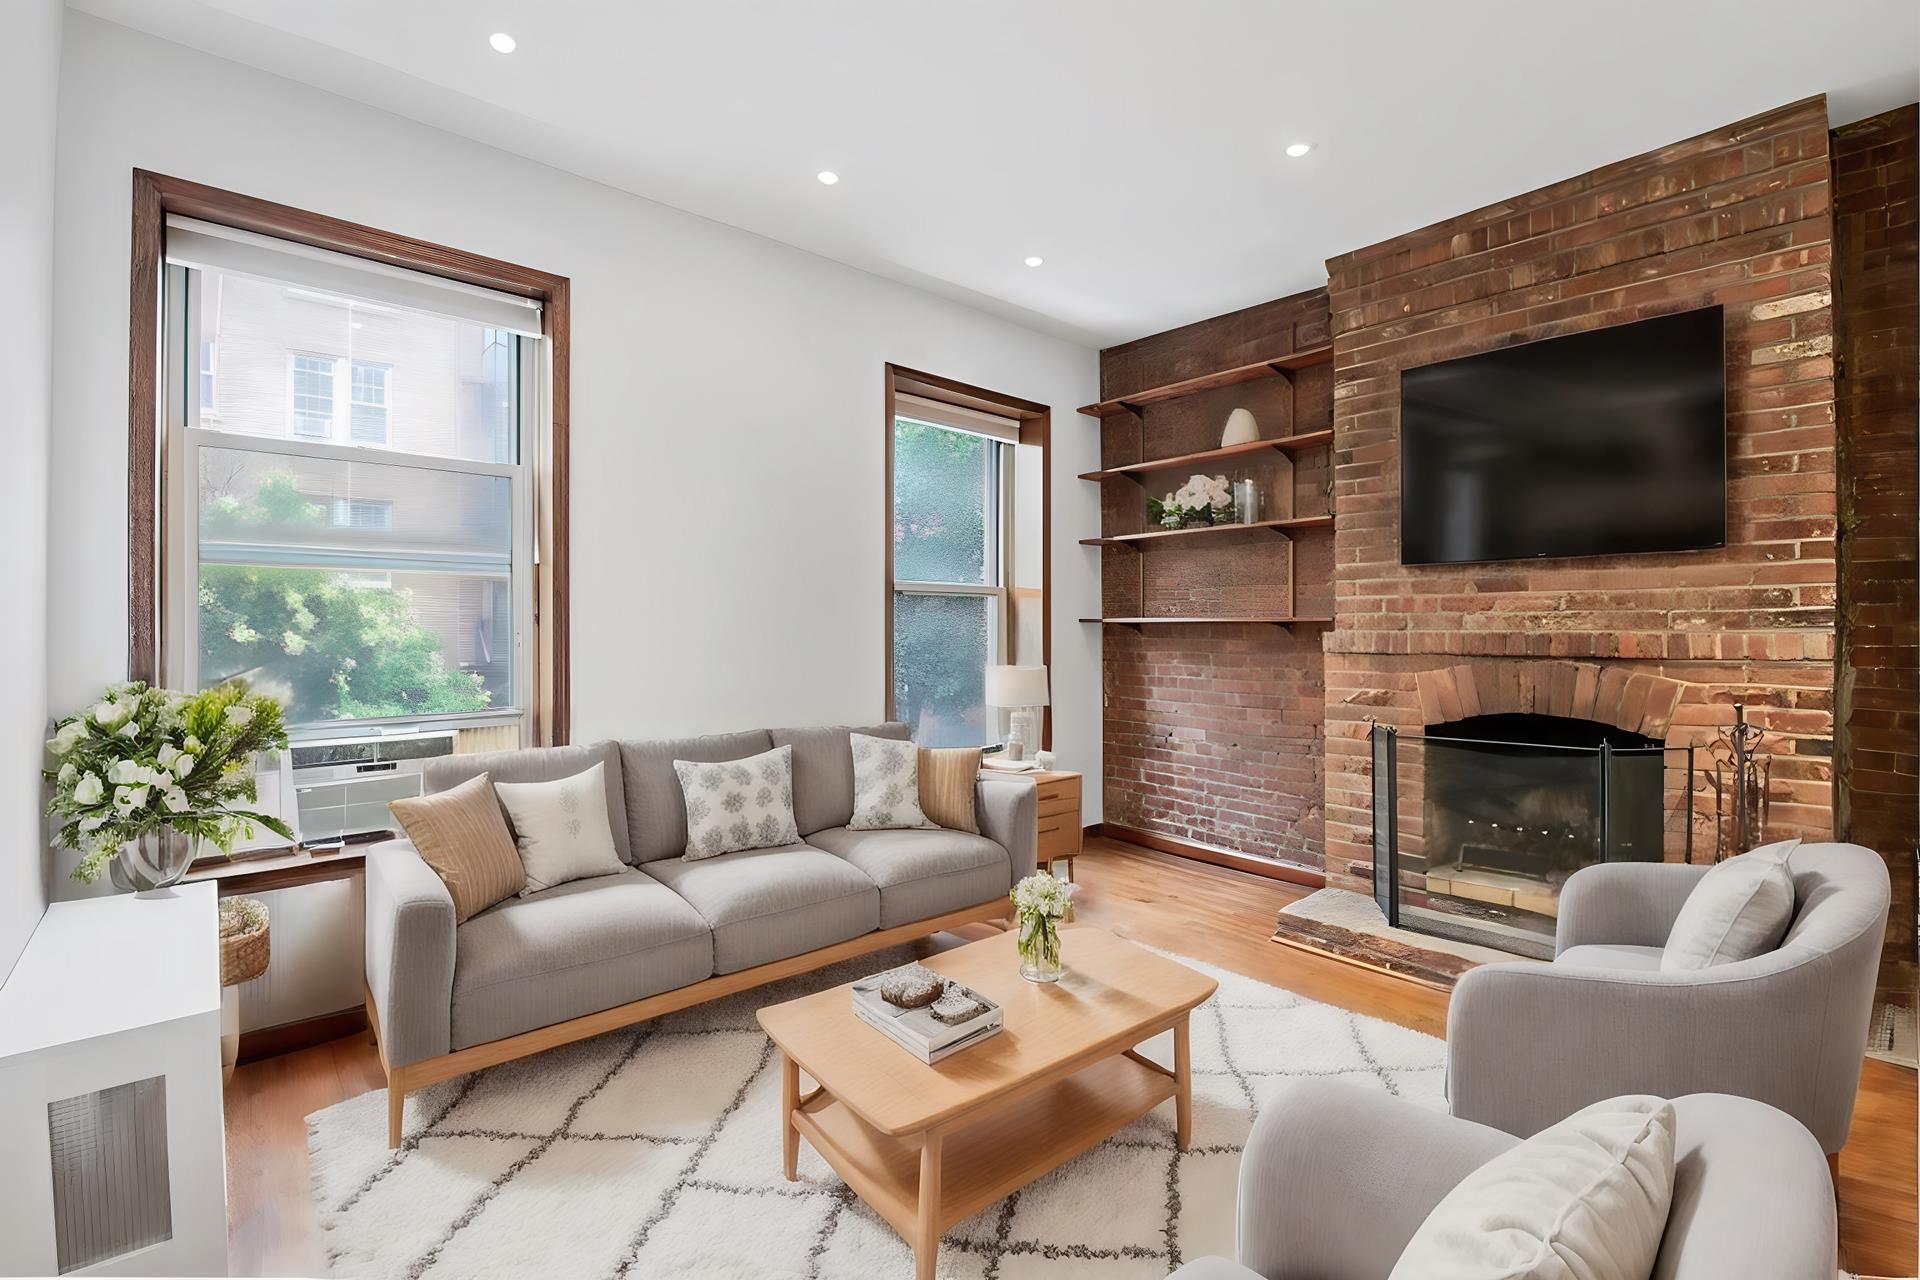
[1221, 407, 1259, 447]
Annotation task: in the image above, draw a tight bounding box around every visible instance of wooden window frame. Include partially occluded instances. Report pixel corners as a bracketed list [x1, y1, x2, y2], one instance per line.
[883, 364, 1051, 749]
[126, 170, 573, 746]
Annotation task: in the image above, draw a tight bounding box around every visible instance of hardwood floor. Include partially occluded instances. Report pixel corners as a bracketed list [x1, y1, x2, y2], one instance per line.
[224, 837, 1917, 1277]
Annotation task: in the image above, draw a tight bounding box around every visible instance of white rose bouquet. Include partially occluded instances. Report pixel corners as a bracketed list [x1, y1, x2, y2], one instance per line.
[1147, 473, 1236, 529]
[1011, 869, 1074, 981]
[44, 681, 294, 883]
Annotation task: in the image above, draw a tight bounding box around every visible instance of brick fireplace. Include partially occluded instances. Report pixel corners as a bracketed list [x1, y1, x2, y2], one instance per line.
[1321, 95, 1842, 896]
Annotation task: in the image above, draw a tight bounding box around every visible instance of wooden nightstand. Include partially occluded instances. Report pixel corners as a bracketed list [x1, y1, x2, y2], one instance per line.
[984, 769, 1084, 881]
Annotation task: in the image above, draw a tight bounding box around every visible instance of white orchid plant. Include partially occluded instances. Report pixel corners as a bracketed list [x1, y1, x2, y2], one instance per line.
[1011, 870, 1074, 971]
[1147, 473, 1235, 529]
[44, 681, 294, 883]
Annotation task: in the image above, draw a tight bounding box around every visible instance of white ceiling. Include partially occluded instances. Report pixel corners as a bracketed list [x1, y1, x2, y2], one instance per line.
[70, 0, 1920, 347]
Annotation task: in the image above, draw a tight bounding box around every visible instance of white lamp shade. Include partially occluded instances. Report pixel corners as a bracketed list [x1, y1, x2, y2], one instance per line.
[985, 665, 1050, 708]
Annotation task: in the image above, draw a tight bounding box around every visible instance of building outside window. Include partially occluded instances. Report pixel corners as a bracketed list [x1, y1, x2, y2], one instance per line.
[161, 217, 544, 736]
[889, 407, 1016, 748]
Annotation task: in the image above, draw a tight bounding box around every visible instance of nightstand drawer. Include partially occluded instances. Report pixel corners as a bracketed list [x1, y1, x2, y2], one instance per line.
[1034, 775, 1081, 815]
[1037, 815, 1083, 859]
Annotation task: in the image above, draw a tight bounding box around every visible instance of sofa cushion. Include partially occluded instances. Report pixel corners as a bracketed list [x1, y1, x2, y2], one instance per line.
[1556, 943, 1668, 973]
[618, 730, 774, 862]
[806, 826, 1010, 928]
[769, 722, 909, 836]
[449, 869, 713, 1049]
[423, 741, 631, 864]
[642, 844, 879, 974]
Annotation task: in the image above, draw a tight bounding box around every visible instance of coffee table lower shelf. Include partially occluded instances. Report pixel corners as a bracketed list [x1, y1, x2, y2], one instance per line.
[792, 1052, 1176, 1268]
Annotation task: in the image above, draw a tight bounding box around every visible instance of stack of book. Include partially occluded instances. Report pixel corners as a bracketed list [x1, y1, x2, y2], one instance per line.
[851, 971, 1004, 1064]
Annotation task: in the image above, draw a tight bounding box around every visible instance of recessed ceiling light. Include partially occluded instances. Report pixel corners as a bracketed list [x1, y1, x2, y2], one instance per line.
[816, 171, 840, 185]
[1285, 142, 1313, 158]
[1024, 256, 1044, 268]
[488, 32, 516, 53]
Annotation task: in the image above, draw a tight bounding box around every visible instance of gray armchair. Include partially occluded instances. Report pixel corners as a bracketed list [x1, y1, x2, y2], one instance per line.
[1168, 1082, 1836, 1280]
[1447, 841, 1891, 1154]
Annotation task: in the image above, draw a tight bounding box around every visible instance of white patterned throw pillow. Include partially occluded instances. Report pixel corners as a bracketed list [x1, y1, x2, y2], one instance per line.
[491, 761, 626, 896]
[674, 745, 800, 860]
[847, 732, 934, 830]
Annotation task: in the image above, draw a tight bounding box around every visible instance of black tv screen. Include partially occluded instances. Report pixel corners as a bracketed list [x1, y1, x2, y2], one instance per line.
[1399, 306, 1726, 566]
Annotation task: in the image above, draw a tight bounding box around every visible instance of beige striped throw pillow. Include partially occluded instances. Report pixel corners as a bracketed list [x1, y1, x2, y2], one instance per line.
[390, 772, 526, 923]
[918, 746, 982, 834]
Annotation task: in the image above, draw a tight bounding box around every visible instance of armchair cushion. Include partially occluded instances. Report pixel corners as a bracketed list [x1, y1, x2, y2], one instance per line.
[1389, 1095, 1675, 1280]
[1660, 839, 1797, 971]
[1554, 943, 1664, 972]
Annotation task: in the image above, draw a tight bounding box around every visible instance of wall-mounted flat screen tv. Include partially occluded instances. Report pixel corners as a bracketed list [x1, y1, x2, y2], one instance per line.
[1399, 305, 1726, 566]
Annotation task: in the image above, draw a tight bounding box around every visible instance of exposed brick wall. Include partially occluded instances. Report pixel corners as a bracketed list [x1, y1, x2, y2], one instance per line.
[1097, 292, 1334, 866]
[1321, 96, 1841, 892]
[1832, 103, 1918, 1012]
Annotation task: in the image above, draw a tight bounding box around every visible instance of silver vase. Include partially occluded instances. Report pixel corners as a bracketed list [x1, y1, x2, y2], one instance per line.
[109, 827, 197, 892]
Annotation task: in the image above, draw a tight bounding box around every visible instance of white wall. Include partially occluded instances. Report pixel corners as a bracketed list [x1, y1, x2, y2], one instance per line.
[0, 1, 61, 976]
[48, 15, 1104, 885]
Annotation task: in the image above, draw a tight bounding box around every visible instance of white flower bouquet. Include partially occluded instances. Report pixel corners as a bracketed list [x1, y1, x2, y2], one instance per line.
[1011, 869, 1074, 981]
[1147, 473, 1235, 529]
[44, 681, 294, 884]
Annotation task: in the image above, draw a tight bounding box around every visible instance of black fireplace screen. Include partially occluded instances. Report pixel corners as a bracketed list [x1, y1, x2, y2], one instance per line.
[1369, 719, 1694, 958]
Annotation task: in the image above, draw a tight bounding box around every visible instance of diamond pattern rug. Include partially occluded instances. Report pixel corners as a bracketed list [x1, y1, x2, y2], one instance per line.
[307, 944, 1446, 1278]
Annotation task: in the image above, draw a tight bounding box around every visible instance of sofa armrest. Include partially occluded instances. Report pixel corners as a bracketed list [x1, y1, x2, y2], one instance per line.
[364, 838, 456, 1070]
[1554, 861, 1711, 954]
[975, 775, 1038, 883]
[1658, 1094, 1836, 1280]
[1236, 1081, 1515, 1280]
[1446, 951, 1855, 1149]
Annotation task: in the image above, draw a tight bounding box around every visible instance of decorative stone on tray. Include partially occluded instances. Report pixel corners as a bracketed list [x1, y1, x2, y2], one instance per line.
[929, 989, 987, 1025]
[877, 963, 945, 1009]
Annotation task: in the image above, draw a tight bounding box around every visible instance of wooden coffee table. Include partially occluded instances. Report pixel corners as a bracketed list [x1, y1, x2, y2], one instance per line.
[756, 926, 1217, 1280]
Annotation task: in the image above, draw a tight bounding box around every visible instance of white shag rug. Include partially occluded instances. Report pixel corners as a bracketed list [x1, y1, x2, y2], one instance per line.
[307, 944, 1446, 1279]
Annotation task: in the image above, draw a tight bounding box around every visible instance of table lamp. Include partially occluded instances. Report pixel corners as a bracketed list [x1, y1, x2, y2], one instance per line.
[985, 665, 1049, 769]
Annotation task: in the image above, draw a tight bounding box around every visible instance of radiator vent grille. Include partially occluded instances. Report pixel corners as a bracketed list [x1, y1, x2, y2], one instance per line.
[47, 1077, 173, 1273]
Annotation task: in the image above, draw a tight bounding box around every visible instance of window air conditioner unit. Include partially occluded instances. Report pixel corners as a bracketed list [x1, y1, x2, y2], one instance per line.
[290, 729, 458, 843]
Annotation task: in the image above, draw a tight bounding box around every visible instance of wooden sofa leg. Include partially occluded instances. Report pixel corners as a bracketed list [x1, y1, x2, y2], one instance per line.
[388, 1070, 406, 1149]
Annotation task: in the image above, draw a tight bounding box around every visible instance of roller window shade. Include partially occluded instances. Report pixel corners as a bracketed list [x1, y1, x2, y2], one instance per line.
[164, 216, 544, 337]
[894, 392, 1020, 442]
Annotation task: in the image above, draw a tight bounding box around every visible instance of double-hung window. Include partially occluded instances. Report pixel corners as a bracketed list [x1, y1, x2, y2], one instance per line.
[159, 216, 545, 736]
[889, 394, 1019, 748]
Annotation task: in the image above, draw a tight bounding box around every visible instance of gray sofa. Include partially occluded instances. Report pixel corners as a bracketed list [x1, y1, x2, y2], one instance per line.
[1169, 1081, 1836, 1280]
[363, 723, 1035, 1145]
[1447, 841, 1891, 1155]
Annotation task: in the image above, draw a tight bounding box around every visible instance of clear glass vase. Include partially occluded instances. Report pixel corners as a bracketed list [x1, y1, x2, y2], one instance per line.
[109, 826, 197, 893]
[1017, 915, 1064, 983]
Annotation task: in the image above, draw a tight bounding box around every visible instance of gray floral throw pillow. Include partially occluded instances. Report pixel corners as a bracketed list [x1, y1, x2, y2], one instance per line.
[674, 745, 800, 860]
[848, 732, 934, 830]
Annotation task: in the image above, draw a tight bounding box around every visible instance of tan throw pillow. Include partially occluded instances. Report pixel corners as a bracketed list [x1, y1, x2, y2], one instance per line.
[389, 772, 526, 923]
[918, 746, 981, 833]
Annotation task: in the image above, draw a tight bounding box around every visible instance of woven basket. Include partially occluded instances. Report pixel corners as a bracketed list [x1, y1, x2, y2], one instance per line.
[219, 897, 270, 987]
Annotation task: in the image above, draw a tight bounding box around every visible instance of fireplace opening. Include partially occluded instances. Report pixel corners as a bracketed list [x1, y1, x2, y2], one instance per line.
[1370, 713, 1669, 959]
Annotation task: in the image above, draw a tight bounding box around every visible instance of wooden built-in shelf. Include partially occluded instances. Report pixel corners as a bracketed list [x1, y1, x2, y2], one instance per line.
[1079, 615, 1334, 630]
[1080, 514, 1333, 548]
[1078, 431, 1333, 483]
[1078, 346, 1332, 418]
